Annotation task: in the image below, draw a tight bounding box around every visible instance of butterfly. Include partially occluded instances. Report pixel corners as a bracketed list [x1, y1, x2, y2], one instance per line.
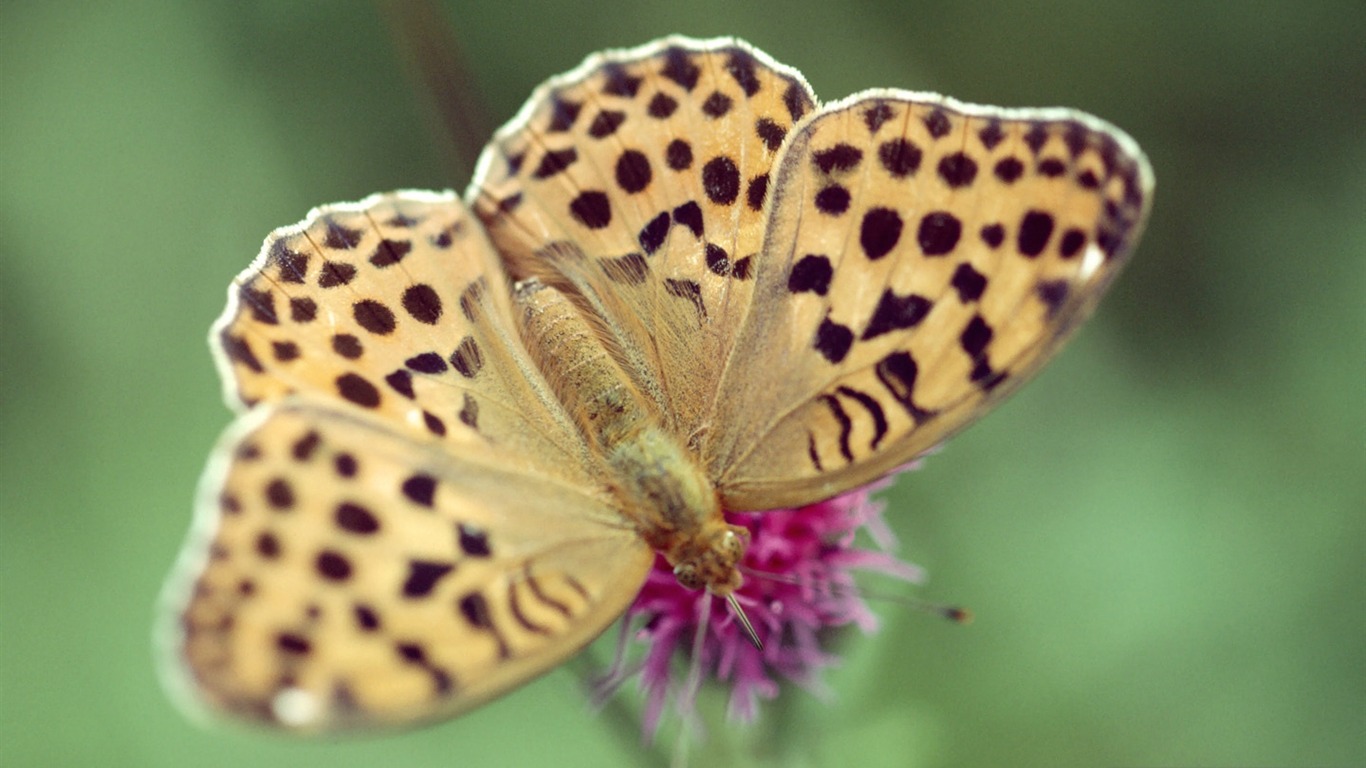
[158, 35, 1152, 731]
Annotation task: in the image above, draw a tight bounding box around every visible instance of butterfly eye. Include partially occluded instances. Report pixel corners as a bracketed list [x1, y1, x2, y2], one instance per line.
[673, 563, 703, 591]
[717, 528, 747, 563]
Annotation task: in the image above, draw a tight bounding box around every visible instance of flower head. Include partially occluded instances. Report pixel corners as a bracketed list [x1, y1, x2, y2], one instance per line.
[598, 477, 925, 738]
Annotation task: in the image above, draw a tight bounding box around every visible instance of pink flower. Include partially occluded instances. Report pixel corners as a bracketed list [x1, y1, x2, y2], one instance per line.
[596, 476, 935, 739]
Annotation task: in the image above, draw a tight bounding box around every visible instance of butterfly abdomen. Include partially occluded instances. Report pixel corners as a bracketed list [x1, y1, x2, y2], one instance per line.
[515, 277, 654, 448]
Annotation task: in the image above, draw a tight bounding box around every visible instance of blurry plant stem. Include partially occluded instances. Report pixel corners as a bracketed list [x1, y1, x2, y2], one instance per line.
[566, 653, 667, 768]
[377, 0, 492, 183]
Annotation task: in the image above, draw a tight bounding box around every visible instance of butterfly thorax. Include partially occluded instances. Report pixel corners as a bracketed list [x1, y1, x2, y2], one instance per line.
[517, 278, 748, 596]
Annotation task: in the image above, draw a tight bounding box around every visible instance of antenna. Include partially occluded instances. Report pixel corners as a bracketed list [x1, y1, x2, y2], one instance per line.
[739, 565, 973, 625]
[725, 593, 764, 650]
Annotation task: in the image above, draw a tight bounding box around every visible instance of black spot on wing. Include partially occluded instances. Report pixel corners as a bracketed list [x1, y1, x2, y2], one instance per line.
[980, 223, 1005, 249]
[875, 350, 932, 422]
[979, 119, 1005, 150]
[1059, 228, 1087, 258]
[861, 290, 932, 340]
[533, 148, 578, 179]
[702, 156, 740, 205]
[404, 352, 448, 371]
[458, 591, 510, 659]
[588, 109, 627, 138]
[402, 561, 453, 598]
[401, 473, 437, 507]
[672, 201, 704, 237]
[601, 64, 642, 97]
[569, 191, 612, 229]
[860, 208, 903, 260]
[647, 91, 678, 119]
[836, 385, 889, 451]
[1017, 210, 1055, 257]
[951, 263, 987, 302]
[318, 261, 357, 288]
[385, 369, 415, 399]
[369, 238, 412, 268]
[638, 211, 671, 253]
[458, 394, 479, 430]
[271, 341, 299, 362]
[457, 522, 491, 558]
[1063, 121, 1089, 157]
[336, 502, 379, 535]
[239, 284, 278, 325]
[970, 360, 1008, 392]
[917, 211, 962, 256]
[601, 253, 650, 285]
[449, 336, 484, 378]
[960, 314, 993, 360]
[923, 109, 951, 138]
[336, 373, 380, 408]
[660, 47, 701, 90]
[755, 118, 786, 150]
[219, 332, 262, 374]
[270, 241, 309, 283]
[863, 102, 894, 133]
[746, 174, 768, 211]
[615, 150, 652, 193]
[724, 48, 761, 96]
[813, 143, 863, 174]
[783, 80, 811, 121]
[665, 279, 706, 322]
[704, 243, 732, 277]
[323, 219, 363, 249]
[788, 254, 833, 295]
[806, 432, 824, 471]
[814, 185, 850, 215]
[547, 97, 582, 132]
[814, 317, 854, 363]
[422, 411, 446, 436]
[702, 91, 733, 118]
[878, 139, 921, 177]
[937, 152, 978, 188]
[1035, 279, 1070, 317]
[818, 394, 854, 462]
[994, 157, 1025, 183]
[289, 297, 317, 323]
[353, 299, 396, 335]
[402, 284, 442, 324]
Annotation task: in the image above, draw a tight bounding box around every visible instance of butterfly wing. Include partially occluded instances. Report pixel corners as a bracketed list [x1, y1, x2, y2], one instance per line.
[704, 92, 1154, 509]
[161, 399, 652, 731]
[212, 190, 594, 482]
[467, 39, 1153, 513]
[163, 192, 653, 730]
[469, 37, 816, 436]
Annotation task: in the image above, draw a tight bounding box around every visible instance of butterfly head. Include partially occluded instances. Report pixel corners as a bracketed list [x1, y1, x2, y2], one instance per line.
[666, 521, 750, 596]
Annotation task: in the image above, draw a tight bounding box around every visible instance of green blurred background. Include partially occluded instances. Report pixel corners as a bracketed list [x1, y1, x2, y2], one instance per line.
[3, 2, 1362, 766]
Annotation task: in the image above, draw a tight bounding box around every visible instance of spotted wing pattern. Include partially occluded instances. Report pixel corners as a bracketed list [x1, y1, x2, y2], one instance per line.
[212, 190, 591, 481]
[164, 36, 1154, 733]
[470, 37, 816, 436]
[705, 93, 1153, 509]
[164, 191, 659, 730]
[163, 399, 652, 730]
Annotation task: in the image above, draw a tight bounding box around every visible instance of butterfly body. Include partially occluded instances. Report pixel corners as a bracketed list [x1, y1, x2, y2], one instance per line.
[517, 277, 743, 594]
[160, 36, 1151, 731]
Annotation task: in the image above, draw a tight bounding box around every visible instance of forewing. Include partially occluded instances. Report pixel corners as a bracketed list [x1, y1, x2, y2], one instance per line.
[706, 92, 1153, 509]
[213, 190, 592, 481]
[160, 399, 653, 731]
[468, 36, 817, 435]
